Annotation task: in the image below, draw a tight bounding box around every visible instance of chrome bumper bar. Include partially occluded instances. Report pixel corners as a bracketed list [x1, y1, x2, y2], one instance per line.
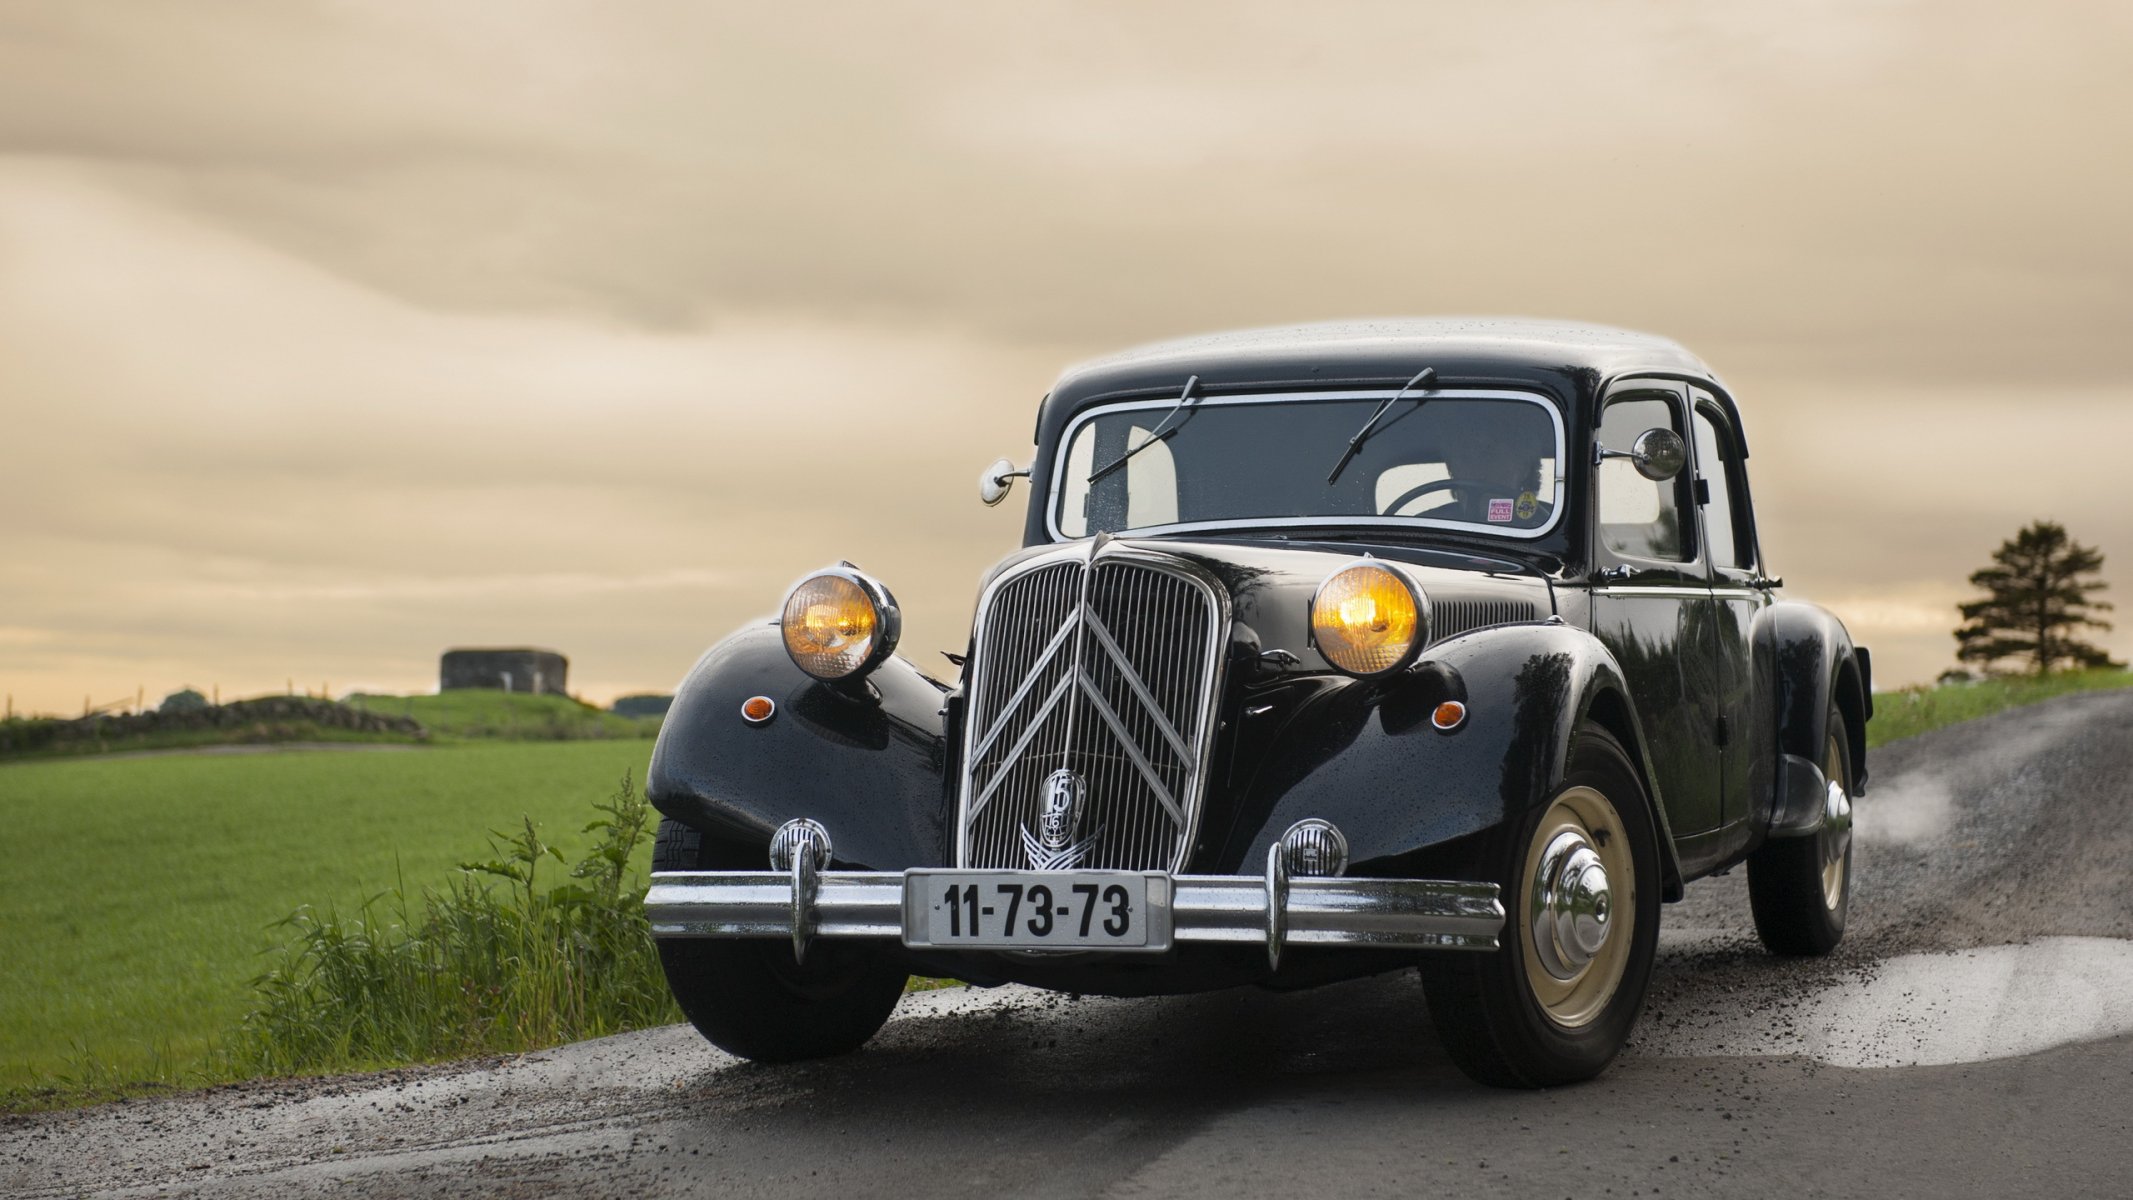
[646, 852, 1503, 972]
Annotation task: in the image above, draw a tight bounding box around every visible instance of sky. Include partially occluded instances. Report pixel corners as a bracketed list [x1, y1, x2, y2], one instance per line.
[3, 0, 2130, 714]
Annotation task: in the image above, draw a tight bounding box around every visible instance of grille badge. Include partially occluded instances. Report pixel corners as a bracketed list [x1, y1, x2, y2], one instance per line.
[1021, 767, 1101, 869]
[1038, 768, 1085, 850]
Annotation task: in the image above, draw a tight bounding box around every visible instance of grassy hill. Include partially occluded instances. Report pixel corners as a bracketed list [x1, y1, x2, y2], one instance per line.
[346, 690, 661, 741]
[0, 696, 426, 761]
[1, 690, 659, 763]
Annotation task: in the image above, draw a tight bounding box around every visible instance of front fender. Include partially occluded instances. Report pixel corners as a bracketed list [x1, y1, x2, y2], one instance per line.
[1212, 625, 1684, 896]
[647, 622, 951, 870]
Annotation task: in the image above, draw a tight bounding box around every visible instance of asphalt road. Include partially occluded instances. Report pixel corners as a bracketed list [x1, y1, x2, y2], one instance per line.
[10, 689, 2133, 1198]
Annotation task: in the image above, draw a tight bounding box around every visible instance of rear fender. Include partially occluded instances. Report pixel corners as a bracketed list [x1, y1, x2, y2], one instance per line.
[1215, 624, 1686, 899]
[647, 623, 951, 870]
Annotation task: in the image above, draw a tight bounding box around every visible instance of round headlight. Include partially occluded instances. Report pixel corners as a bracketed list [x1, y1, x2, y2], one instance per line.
[780, 568, 901, 681]
[1310, 562, 1426, 677]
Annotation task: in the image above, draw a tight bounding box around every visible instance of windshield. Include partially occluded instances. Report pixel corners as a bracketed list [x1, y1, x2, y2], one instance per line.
[1052, 390, 1564, 540]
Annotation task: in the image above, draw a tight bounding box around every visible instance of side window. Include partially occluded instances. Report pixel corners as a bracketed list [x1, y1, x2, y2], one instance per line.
[1596, 393, 1688, 561]
[1691, 408, 1747, 569]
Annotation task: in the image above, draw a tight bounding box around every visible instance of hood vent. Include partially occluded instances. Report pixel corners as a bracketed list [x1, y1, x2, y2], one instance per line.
[1429, 597, 1542, 644]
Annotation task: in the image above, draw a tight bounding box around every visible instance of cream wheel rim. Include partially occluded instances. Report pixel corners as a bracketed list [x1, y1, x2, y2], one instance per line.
[1520, 785, 1635, 1029]
[1821, 730, 1853, 910]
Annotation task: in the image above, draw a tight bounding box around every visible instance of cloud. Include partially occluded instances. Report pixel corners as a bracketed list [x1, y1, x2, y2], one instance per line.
[0, 3, 2126, 371]
[0, 161, 1046, 708]
[1, 1, 2130, 709]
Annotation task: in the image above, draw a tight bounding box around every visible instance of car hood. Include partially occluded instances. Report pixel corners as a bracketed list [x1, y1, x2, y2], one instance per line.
[978, 535, 1557, 674]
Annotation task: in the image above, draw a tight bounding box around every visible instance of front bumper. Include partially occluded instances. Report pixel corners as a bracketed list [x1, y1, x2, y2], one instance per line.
[646, 850, 1504, 972]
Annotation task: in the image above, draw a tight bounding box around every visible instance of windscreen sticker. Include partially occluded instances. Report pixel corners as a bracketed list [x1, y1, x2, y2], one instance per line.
[1515, 491, 1539, 520]
[1488, 498, 1515, 523]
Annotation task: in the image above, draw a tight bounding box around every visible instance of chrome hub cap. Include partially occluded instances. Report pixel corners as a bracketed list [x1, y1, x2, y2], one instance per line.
[1519, 785, 1635, 1029]
[1532, 833, 1613, 980]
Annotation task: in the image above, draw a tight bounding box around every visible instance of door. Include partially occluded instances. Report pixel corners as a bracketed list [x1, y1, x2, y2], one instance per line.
[1587, 383, 1725, 837]
[1690, 393, 1771, 827]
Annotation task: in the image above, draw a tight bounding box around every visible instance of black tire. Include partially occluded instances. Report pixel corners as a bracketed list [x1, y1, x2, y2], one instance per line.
[1419, 725, 1662, 1088]
[652, 819, 909, 1063]
[1747, 705, 1853, 956]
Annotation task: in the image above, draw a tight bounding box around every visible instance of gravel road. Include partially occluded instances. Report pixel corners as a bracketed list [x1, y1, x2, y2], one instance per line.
[10, 690, 2133, 1198]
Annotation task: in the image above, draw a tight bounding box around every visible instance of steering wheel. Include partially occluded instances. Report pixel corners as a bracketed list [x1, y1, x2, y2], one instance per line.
[1381, 476, 1516, 518]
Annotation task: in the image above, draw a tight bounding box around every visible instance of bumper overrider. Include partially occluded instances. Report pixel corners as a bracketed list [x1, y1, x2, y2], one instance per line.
[646, 818, 1506, 972]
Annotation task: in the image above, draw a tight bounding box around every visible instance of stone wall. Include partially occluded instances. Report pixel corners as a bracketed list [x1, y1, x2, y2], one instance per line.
[440, 648, 570, 695]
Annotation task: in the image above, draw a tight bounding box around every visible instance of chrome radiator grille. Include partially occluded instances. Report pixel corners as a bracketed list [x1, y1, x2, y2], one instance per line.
[958, 546, 1227, 873]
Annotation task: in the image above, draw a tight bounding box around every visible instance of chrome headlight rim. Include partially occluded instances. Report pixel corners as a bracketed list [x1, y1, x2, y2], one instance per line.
[1307, 560, 1432, 679]
[778, 564, 903, 681]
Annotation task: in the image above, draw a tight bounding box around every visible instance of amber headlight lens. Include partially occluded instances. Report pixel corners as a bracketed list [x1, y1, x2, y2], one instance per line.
[1311, 562, 1425, 677]
[780, 569, 900, 681]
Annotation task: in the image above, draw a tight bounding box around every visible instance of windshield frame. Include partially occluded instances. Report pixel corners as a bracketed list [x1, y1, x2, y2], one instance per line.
[1044, 387, 1569, 543]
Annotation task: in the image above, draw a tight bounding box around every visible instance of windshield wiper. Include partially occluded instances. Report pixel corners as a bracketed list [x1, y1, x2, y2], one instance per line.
[1088, 374, 1201, 484]
[1324, 366, 1436, 484]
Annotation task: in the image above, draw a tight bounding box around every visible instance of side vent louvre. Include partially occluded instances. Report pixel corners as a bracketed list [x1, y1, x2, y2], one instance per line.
[1430, 598, 1541, 644]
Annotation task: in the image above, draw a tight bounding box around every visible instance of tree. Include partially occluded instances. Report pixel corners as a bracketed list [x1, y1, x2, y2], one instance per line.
[1954, 520, 2121, 675]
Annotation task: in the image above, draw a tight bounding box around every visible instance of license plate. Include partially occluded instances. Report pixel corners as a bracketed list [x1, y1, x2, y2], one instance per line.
[902, 870, 1172, 952]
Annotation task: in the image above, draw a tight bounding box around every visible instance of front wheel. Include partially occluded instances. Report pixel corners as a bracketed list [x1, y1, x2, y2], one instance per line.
[1419, 725, 1662, 1088]
[652, 819, 909, 1063]
[1746, 705, 1854, 956]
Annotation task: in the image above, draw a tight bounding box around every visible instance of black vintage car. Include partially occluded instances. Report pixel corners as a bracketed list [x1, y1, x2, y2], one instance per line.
[645, 318, 1870, 1087]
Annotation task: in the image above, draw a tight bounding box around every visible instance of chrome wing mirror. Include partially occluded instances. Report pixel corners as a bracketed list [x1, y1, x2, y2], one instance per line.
[979, 458, 1029, 507]
[1594, 428, 1686, 481]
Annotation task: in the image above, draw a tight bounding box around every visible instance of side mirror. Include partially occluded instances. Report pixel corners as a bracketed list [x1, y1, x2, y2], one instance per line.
[1595, 428, 1687, 482]
[1630, 428, 1687, 481]
[979, 458, 1029, 507]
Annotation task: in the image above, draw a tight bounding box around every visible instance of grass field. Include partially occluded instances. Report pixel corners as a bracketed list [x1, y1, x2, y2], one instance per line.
[1866, 668, 2133, 748]
[0, 741, 655, 1101]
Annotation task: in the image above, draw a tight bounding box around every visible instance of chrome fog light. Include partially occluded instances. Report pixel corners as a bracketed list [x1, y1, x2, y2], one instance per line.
[1279, 818, 1349, 877]
[768, 818, 833, 872]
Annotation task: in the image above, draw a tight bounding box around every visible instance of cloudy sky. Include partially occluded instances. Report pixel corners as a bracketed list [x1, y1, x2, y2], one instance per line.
[3, 1, 2129, 713]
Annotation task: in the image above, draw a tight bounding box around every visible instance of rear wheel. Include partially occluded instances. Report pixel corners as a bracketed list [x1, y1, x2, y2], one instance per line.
[652, 819, 908, 1063]
[1747, 705, 1854, 956]
[1419, 725, 1661, 1088]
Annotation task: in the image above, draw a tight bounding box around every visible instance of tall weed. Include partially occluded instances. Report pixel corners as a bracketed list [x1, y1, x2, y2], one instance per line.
[236, 773, 677, 1074]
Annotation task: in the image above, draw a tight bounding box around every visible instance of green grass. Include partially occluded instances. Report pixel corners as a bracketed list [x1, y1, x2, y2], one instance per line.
[347, 691, 660, 741]
[0, 740, 655, 1107]
[236, 775, 676, 1078]
[1866, 668, 2133, 748]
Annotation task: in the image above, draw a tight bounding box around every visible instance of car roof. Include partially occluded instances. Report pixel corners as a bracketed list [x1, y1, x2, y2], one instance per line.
[1045, 317, 1720, 409]
[1020, 318, 1742, 549]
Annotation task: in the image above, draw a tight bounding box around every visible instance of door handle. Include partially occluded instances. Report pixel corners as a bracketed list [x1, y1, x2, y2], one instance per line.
[1749, 575, 1784, 591]
[1596, 565, 1642, 582]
